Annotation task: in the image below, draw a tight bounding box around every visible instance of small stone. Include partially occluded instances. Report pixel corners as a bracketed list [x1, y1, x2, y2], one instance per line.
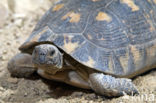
[2, 50, 7, 54]
[0, 56, 6, 61]
[0, 86, 5, 92]
[14, 19, 23, 27]
[71, 92, 83, 98]
[24, 92, 28, 97]
[6, 42, 11, 45]
[7, 77, 18, 84]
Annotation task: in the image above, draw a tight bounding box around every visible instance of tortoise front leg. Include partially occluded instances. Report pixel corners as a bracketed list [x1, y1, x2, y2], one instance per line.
[88, 73, 139, 97]
[8, 53, 37, 77]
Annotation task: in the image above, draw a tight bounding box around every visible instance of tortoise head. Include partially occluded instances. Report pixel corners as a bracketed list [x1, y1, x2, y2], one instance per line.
[32, 44, 63, 74]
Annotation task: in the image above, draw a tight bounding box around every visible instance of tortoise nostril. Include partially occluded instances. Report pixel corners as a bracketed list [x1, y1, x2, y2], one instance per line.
[40, 52, 45, 55]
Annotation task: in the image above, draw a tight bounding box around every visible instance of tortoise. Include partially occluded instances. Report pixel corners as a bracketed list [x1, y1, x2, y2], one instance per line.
[8, 0, 156, 97]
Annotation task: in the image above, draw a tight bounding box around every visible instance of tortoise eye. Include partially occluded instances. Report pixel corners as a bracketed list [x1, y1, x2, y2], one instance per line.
[50, 50, 55, 56]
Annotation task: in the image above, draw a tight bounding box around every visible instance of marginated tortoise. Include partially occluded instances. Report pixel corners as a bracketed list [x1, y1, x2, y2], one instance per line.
[8, 0, 156, 96]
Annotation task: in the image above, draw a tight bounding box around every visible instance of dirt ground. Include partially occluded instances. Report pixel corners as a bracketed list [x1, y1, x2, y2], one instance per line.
[0, 0, 156, 103]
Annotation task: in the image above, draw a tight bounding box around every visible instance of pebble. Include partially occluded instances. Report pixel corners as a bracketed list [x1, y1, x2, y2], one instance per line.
[7, 77, 18, 84]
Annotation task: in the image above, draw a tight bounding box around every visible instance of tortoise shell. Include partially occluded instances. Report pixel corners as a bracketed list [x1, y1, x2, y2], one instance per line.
[19, 0, 156, 77]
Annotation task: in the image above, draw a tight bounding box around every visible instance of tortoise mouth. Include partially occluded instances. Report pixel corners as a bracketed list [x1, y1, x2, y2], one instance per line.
[35, 64, 60, 75]
[33, 55, 64, 73]
[33, 56, 62, 75]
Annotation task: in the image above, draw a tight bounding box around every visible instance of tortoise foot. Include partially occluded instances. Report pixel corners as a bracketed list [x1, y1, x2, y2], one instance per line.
[89, 73, 139, 97]
[8, 53, 36, 77]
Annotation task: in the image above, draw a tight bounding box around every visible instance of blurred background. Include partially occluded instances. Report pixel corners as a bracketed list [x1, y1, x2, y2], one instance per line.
[0, 0, 56, 28]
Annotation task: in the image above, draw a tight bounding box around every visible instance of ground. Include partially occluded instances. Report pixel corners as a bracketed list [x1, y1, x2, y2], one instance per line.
[0, 0, 156, 103]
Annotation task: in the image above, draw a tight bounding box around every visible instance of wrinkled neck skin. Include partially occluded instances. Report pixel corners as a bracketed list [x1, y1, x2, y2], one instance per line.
[35, 63, 61, 75]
